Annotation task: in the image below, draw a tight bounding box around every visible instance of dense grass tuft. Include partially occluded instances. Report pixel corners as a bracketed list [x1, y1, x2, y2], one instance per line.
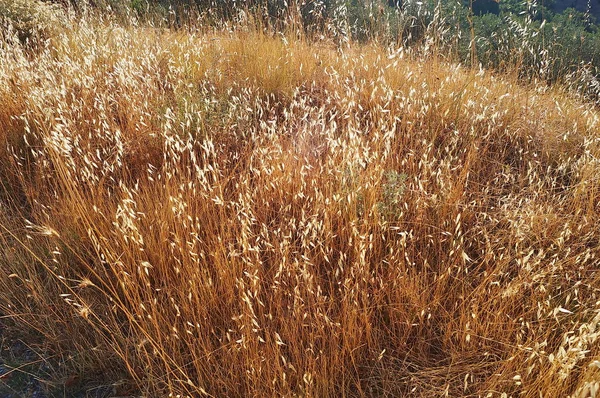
[2, 15, 600, 397]
[0, 0, 66, 44]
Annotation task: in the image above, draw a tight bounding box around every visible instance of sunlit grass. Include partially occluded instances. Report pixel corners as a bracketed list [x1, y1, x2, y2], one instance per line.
[1, 10, 600, 397]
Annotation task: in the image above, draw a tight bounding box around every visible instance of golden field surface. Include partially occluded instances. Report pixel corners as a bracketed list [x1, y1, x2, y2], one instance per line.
[2, 8, 600, 397]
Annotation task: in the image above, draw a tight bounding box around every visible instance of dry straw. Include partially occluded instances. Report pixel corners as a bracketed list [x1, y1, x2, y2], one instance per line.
[1, 5, 600, 397]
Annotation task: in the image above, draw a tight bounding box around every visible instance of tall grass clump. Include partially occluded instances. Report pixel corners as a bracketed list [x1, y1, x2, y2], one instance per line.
[0, 0, 66, 43]
[2, 9, 600, 398]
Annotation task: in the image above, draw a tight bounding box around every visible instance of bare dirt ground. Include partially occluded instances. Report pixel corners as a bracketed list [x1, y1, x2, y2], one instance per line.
[0, 320, 117, 398]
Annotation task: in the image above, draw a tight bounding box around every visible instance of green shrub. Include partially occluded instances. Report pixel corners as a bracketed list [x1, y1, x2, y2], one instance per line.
[378, 170, 408, 220]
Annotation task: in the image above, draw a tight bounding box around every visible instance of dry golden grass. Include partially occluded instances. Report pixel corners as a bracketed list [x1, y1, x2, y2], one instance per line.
[0, 0, 67, 44]
[1, 14, 600, 397]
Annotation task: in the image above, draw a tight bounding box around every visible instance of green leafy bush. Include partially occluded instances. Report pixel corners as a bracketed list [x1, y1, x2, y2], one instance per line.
[378, 170, 408, 220]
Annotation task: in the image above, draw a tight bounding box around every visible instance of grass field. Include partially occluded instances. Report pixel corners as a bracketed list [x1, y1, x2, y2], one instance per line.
[2, 3, 600, 397]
